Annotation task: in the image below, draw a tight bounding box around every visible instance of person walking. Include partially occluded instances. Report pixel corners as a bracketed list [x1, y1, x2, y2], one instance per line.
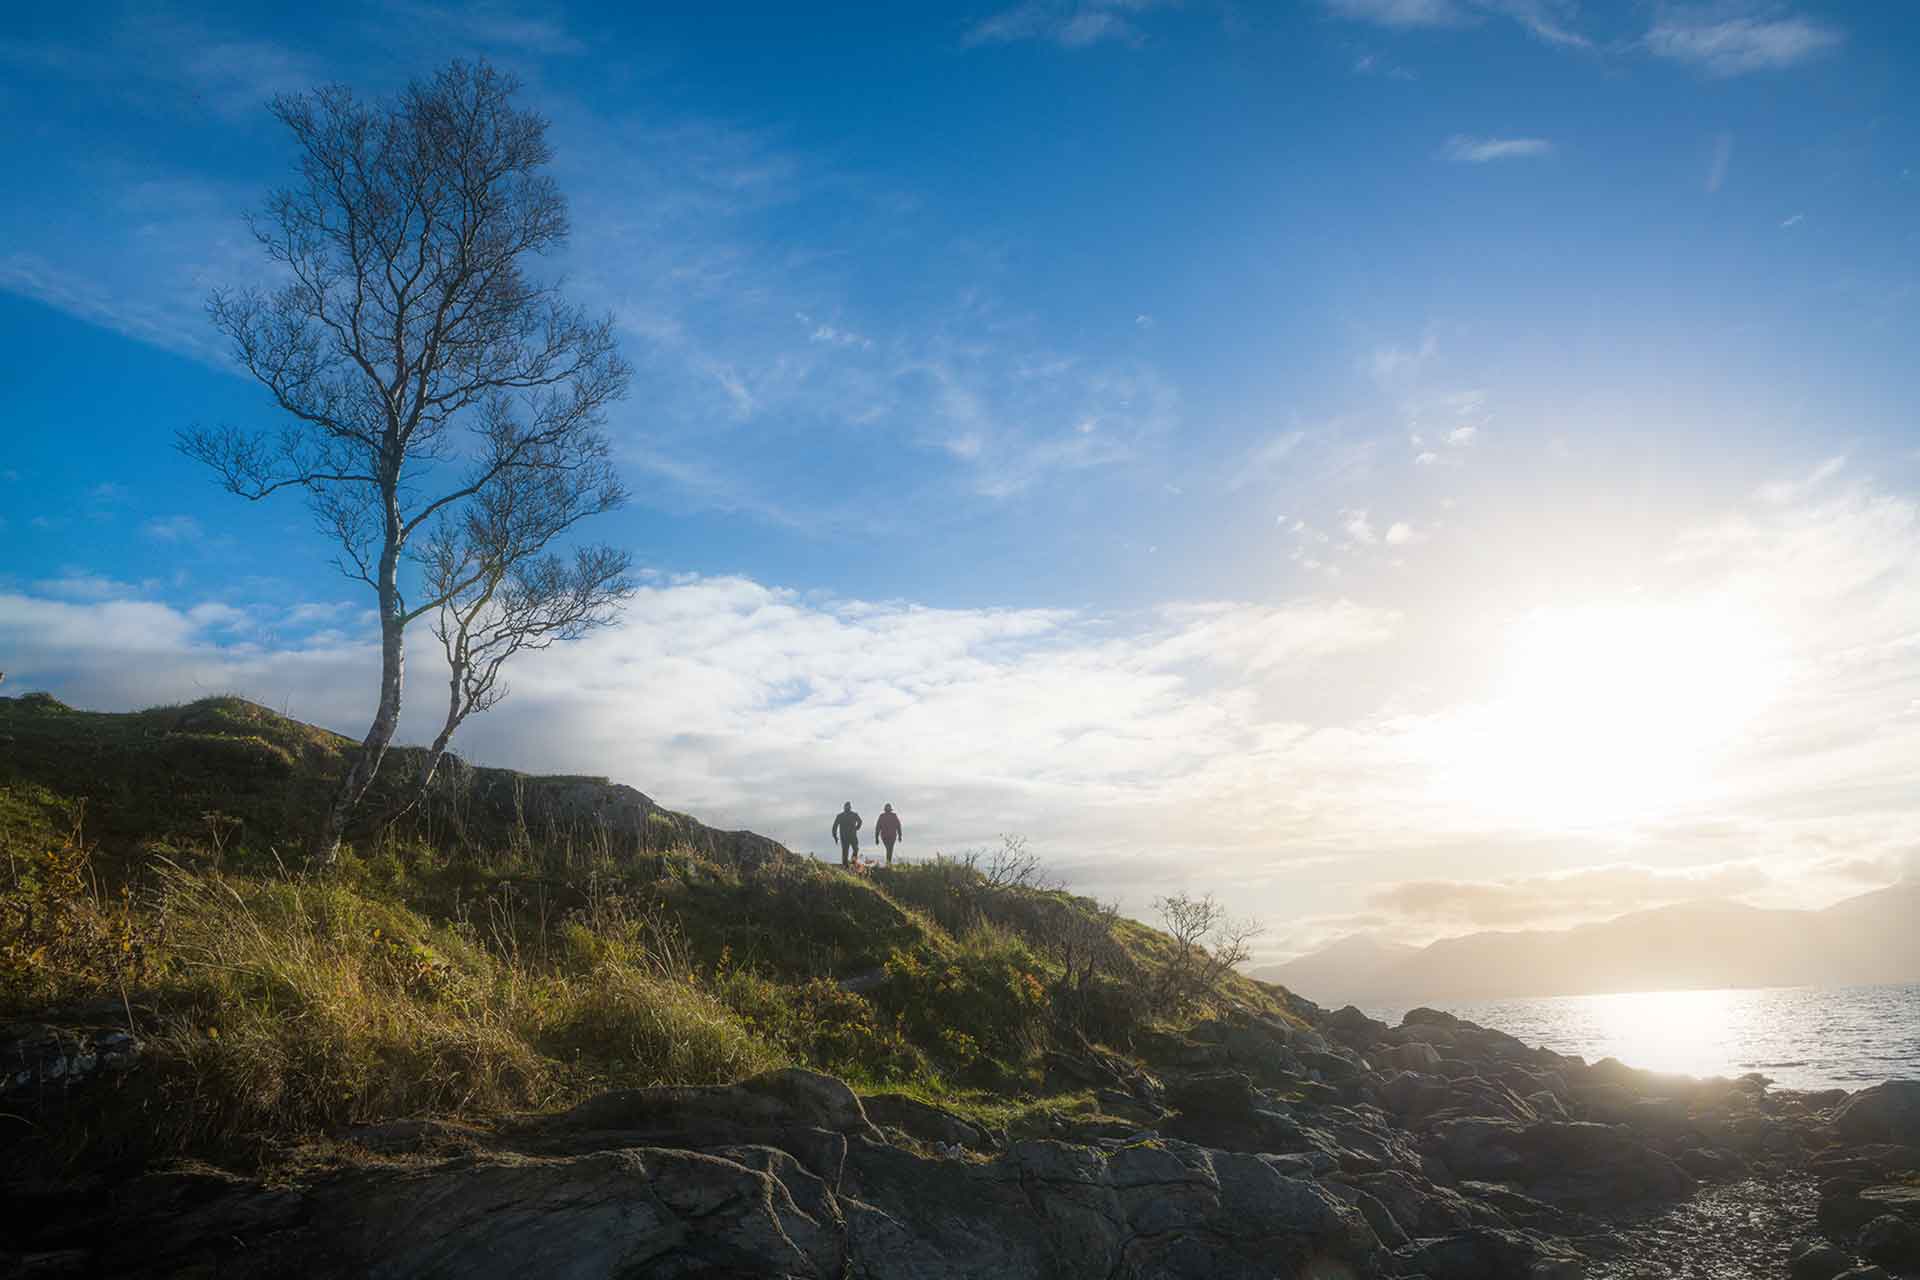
[874, 804, 903, 866]
[831, 802, 862, 867]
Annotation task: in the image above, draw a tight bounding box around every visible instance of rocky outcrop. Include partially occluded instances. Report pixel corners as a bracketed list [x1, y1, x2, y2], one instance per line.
[1, 1020, 139, 1098]
[7, 1068, 1387, 1279]
[424, 757, 792, 867]
[7, 988, 1915, 1280]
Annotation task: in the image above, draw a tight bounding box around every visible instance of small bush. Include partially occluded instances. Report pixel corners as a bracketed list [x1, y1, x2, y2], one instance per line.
[540, 962, 784, 1090]
[718, 969, 924, 1082]
[876, 929, 1050, 1079]
[0, 821, 160, 1013]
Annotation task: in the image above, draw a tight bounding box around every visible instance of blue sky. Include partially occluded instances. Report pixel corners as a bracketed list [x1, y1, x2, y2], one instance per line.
[4, 1, 1918, 958]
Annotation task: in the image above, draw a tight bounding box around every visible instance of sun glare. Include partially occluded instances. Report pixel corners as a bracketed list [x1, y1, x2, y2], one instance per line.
[1445, 602, 1784, 829]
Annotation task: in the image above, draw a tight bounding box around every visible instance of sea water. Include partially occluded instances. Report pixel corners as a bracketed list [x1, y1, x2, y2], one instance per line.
[1367, 983, 1920, 1091]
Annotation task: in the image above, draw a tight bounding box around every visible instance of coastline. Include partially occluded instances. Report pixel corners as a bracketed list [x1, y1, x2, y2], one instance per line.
[9, 988, 1918, 1278]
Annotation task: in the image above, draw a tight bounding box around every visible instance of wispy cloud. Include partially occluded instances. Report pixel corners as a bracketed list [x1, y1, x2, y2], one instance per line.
[0, 13, 319, 121]
[1369, 860, 1776, 927]
[1326, 0, 1589, 48]
[0, 253, 232, 367]
[1444, 134, 1555, 163]
[6, 471, 1920, 936]
[964, 1, 1169, 49]
[1645, 9, 1844, 76]
[387, 2, 587, 57]
[142, 515, 204, 543]
[0, 577, 1401, 898]
[1324, 0, 1469, 27]
[1364, 333, 1438, 383]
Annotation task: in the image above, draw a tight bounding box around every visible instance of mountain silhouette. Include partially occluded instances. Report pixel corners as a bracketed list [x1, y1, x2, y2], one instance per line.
[1253, 882, 1920, 1006]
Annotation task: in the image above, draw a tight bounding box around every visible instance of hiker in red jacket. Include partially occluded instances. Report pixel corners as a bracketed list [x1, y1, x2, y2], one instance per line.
[874, 804, 903, 866]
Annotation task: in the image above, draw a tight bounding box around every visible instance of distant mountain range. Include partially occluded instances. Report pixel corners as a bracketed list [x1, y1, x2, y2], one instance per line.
[1253, 881, 1920, 1007]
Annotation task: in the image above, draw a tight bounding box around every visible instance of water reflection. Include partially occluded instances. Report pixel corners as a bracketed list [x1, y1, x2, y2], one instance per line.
[1376, 983, 1920, 1091]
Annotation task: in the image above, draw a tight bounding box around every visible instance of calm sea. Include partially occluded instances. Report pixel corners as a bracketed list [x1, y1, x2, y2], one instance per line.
[1366, 983, 1920, 1092]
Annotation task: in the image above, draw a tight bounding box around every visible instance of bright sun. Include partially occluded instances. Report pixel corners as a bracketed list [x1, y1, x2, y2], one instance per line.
[1445, 601, 1784, 830]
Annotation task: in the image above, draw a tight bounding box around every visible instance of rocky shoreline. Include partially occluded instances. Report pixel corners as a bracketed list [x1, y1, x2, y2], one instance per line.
[6, 996, 1919, 1278]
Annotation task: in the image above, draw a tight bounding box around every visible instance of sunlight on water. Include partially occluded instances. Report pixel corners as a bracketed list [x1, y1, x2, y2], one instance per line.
[1559, 988, 1742, 1078]
[1378, 984, 1920, 1091]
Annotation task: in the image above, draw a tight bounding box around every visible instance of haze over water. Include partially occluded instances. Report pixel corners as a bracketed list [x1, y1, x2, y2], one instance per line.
[1375, 983, 1920, 1092]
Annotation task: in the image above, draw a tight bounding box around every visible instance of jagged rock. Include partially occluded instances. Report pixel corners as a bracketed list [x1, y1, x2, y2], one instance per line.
[1161, 1074, 1306, 1156]
[1528, 1091, 1570, 1122]
[1, 1022, 140, 1097]
[1676, 1146, 1744, 1179]
[1302, 1048, 1367, 1082]
[1353, 1168, 1475, 1236]
[551, 1067, 879, 1142]
[328, 1145, 846, 1278]
[862, 1093, 998, 1151]
[1425, 1118, 1691, 1210]
[1860, 1213, 1920, 1268]
[1376, 1069, 1456, 1121]
[1790, 1238, 1858, 1280]
[1391, 1226, 1585, 1280]
[1820, 1180, 1920, 1238]
[1321, 1179, 1410, 1248]
[1388, 1040, 1444, 1072]
[1323, 1006, 1390, 1050]
[427, 766, 790, 868]
[1833, 1082, 1920, 1147]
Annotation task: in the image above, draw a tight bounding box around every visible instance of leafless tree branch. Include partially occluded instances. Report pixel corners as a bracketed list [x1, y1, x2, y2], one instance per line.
[178, 60, 633, 860]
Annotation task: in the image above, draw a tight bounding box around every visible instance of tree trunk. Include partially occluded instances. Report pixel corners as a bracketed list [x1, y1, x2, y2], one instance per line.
[317, 554, 407, 863]
[387, 662, 465, 827]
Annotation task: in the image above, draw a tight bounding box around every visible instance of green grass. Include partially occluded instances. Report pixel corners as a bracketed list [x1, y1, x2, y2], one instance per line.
[0, 692, 1302, 1175]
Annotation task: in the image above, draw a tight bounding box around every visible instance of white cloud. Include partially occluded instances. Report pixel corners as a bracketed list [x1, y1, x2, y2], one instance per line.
[1414, 451, 1438, 466]
[796, 312, 874, 350]
[0, 14, 318, 121]
[1446, 425, 1478, 446]
[1231, 430, 1307, 489]
[0, 577, 1400, 895]
[1756, 453, 1845, 504]
[1327, 0, 1588, 46]
[964, 1, 1168, 49]
[7, 472, 1918, 936]
[143, 514, 203, 542]
[1324, 0, 1467, 27]
[32, 572, 144, 602]
[1645, 10, 1843, 76]
[1780, 213, 1804, 229]
[387, 2, 587, 56]
[1365, 333, 1438, 383]
[1444, 135, 1555, 164]
[1368, 860, 1776, 927]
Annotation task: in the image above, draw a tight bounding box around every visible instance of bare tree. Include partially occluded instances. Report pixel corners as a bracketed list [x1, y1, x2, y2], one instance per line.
[1043, 897, 1126, 1016]
[971, 834, 1054, 892]
[405, 526, 634, 816]
[181, 61, 631, 858]
[1151, 891, 1265, 1014]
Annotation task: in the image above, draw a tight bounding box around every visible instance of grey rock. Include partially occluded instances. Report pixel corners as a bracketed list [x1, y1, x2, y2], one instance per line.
[1, 1022, 140, 1097]
[1859, 1212, 1920, 1268]
[1832, 1082, 1920, 1147]
[1790, 1239, 1855, 1280]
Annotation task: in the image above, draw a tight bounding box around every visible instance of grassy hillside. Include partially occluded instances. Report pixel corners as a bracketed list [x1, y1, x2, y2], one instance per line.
[0, 693, 1299, 1176]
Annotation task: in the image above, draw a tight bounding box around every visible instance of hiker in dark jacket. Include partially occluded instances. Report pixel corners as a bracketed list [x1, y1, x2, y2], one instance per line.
[831, 802, 862, 866]
[874, 804, 903, 866]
